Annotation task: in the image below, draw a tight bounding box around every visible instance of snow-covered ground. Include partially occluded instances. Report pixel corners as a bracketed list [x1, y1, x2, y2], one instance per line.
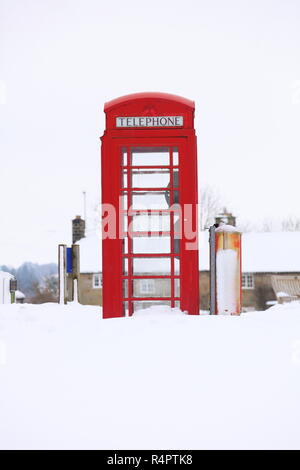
[0, 302, 300, 450]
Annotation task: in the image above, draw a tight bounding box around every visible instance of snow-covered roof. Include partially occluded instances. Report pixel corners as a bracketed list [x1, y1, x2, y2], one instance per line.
[241, 232, 300, 273]
[0, 271, 15, 280]
[15, 290, 25, 299]
[77, 231, 300, 274]
[76, 234, 102, 274]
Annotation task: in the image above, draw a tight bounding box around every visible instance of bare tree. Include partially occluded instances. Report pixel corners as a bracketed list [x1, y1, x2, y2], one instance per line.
[236, 220, 256, 232]
[257, 216, 300, 232]
[260, 218, 275, 232]
[30, 276, 58, 304]
[281, 216, 300, 231]
[199, 185, 222, 230]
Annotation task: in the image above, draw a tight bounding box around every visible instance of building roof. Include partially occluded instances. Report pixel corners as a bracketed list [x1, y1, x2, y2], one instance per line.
[0, 270, 14, 280]
[77, 234, 102, 274]
[77, 231, 300, 274]
[15, 290, 25, 299]
[241, 232, 300, 273]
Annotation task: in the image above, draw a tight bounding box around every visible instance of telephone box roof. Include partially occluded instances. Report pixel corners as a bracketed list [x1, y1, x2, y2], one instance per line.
[104, 92, 195, 112]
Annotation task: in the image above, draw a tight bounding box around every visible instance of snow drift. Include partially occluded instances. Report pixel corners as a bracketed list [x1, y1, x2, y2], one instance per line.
[0, 302, 300, 450]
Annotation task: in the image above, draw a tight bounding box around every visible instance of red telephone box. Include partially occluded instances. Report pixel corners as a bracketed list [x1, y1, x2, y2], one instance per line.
[101, 92, 199, 318]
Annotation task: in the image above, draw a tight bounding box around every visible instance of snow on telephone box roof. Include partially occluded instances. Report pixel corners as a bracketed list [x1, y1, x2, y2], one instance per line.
[76, 231, 300, 274]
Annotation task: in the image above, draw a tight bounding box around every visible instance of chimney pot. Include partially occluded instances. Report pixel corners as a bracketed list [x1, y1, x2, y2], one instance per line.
[72, 215, 85, 243]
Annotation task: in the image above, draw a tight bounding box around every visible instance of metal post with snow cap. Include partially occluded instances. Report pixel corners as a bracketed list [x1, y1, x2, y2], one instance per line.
[210, 223, 242, 315]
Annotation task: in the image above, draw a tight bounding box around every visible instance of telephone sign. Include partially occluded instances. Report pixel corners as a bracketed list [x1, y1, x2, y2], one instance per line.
[116, 116, 184, 128]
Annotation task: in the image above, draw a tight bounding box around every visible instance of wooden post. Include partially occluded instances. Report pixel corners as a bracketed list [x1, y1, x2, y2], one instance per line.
[58, 244, 67, 304]
[209, 225, 217, 315]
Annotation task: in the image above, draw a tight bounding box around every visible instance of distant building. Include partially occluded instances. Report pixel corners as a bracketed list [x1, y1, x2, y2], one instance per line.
[75, 234, 102, 306]
[75, 229, 300, 311]
[199, 231, 300, 311]
[69, 210, 300, 311]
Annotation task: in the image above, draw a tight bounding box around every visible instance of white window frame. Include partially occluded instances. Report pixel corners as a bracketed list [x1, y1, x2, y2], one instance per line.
[242, 273, 254, 290]
[93, 273, 102, 289]
[140, 279, 155, 294]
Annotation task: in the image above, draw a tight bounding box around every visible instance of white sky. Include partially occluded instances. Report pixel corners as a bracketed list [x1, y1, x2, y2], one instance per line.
[0, 0, 300, 266]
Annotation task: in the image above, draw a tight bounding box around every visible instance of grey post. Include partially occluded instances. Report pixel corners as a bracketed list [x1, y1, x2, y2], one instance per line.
[209, 225, 217, 315]
[58, 244, 67, 304]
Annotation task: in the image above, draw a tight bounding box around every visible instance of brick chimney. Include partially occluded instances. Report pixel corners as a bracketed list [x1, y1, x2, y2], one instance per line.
[215, 208, 236, 227]
[72, 215, 85, 243]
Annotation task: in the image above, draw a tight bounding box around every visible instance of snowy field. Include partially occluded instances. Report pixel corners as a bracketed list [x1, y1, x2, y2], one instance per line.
[0, 302, 300, 450]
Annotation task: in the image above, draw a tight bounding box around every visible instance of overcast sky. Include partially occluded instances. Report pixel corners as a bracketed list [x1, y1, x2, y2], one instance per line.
[1, 0, 300, 266]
